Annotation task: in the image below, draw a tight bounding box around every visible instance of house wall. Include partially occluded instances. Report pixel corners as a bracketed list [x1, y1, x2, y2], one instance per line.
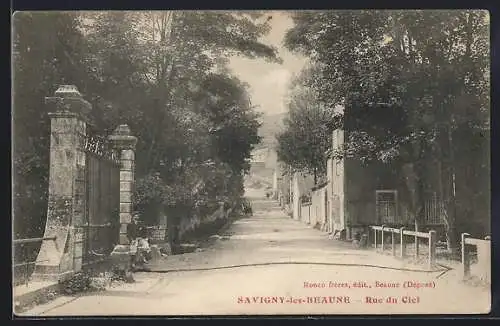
[343, 158, 403, 241]
[327, 127, 404, 239]
[345, 159, 378, 226]
[310, 186, 327, 229]
[291, 172, 316, 221]
[300, 203, 311, 224]
[330, 129, 345, 233]
[326, 157, 333, 233]
[277, 170, 291, 209]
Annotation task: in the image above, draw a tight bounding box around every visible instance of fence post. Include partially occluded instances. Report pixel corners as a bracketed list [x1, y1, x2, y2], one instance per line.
[381, 225, 386, 251]
[24, 245, 29, 286]
[415, 225, 419, 259]
[461, 233, 471, 279]
[484, 236, 491, 283]
[428, 230, 436, 270]
[109, 125, 138, 245]
[391, 229, 396, 256]
[373, 227, 377, 249]
[400, 227, 406, 258]
[33, 85, 91, 281]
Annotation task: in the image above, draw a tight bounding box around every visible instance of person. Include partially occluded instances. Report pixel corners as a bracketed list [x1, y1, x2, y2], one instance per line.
[242, 200, 253, 216]
[127, 213, 151, 271]
[127, 215, 139, 244]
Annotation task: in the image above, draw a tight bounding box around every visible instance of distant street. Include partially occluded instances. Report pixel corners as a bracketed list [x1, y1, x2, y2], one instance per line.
[22, 186, 490, 316]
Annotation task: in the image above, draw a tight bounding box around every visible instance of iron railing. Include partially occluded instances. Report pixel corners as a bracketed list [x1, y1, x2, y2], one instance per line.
[12, 236, 57, 286]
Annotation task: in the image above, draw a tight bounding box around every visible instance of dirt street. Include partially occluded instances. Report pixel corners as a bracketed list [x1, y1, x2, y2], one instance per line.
[21, 197, 490, 316]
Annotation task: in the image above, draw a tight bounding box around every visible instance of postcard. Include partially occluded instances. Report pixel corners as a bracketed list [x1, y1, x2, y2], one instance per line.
[12, 10, 491, 316]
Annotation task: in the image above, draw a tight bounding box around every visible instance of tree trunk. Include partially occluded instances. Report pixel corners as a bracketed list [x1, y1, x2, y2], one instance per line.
[445, 127, 460, 257]
[413, 160, 427, 228]
[412, 134, 428, 229]
[435, 121, 459, 256]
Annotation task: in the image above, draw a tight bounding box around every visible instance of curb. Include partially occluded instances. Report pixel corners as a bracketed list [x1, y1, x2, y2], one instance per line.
[13, 282, 62, 315]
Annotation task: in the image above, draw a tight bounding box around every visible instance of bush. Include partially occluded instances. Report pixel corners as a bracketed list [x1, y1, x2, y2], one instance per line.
[60, 271, 108, 294]
[300, 194, 311, 204]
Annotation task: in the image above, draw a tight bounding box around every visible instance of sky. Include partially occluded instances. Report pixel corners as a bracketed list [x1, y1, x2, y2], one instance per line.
[228, 11, 308, 116]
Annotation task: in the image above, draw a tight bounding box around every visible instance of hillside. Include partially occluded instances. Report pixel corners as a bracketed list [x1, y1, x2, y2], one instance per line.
[255, 112, 286, 150]
[246, 112, 285, 189]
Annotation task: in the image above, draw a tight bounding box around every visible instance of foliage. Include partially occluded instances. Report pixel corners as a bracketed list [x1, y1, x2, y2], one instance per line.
[277, 67, 339, 184]
[81, 13, 273, 217]
[12, 12, 89, 238]
[12, 11, 277, 243]
[60, 272, 108, 294]
[284, 10, 490, 249]
[300, 194, 311, 204]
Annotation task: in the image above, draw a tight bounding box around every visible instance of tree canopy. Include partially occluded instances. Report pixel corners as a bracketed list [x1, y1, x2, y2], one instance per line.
[283, 10, 490, 250]
[13, 11, 280, 238]
[276, 65, 339, 184]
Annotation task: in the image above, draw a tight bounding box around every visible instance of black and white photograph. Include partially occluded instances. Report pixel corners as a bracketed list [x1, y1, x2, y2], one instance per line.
[12, 10, 491, 316]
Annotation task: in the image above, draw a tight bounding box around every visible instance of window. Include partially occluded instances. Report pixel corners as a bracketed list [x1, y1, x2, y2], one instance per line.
[375, 190, 398, 224]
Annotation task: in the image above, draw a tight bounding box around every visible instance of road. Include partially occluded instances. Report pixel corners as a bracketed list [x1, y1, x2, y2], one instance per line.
[22, 195, 490, 316]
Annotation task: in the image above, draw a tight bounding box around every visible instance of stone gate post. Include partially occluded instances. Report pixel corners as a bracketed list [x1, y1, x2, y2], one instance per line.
[108, 125, 137, 245]
[34, 85, 91, 281]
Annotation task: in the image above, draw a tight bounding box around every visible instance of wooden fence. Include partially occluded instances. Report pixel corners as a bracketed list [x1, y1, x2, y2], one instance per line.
[461, 233, 491, 283]
[370, 225, 437, 270]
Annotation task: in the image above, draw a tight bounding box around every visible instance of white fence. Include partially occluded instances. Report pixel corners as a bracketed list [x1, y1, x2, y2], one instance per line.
[461, 233, 491, 283]
[370, 225, 437, 270]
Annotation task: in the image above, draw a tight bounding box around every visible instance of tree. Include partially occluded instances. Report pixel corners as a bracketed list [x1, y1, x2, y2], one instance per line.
[13, 11, 281, 249]
[79, 11, 280, 239]
[276, 67, 338, 184]
[284, 10, 490, 252]
[194, 73, 262, 174]
[12, 12, 88, 238]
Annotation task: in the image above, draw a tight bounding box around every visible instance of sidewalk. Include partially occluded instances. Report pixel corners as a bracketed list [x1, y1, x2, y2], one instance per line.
[13, 280, 60, 314]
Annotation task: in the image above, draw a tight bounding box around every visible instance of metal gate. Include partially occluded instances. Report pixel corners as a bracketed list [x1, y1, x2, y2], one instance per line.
[375, 190, 398, 224]
[80, 135, 120, 265]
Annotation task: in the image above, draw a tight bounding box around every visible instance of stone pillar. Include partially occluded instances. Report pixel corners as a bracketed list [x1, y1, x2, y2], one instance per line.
[108, 125, 137, 245]
[34, 85, 91, 281]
